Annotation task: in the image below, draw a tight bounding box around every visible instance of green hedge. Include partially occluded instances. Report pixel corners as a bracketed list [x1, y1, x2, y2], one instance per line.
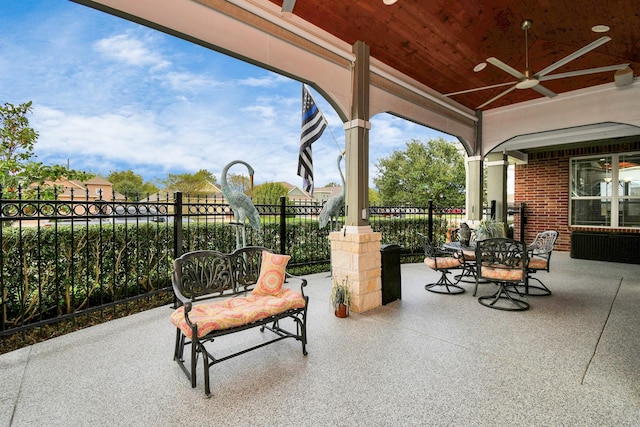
[1, 223, 172, 328]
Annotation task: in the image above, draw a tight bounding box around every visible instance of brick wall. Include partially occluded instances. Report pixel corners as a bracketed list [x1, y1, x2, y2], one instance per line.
[513, 140, 640, 252]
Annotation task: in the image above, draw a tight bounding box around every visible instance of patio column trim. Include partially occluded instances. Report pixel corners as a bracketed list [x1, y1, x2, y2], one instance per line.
[344, 119, 371, 130]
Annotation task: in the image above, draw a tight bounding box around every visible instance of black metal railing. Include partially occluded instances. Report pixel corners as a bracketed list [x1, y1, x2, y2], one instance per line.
[0, 185, 523, 348]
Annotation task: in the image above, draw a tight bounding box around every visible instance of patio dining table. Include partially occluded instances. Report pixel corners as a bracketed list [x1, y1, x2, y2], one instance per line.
[442, 241, 478, 284]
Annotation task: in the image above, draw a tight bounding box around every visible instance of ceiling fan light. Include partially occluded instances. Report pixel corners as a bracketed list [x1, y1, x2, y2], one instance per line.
[516, 78, 539, 89]
[473, 62, 487, 72]
[383, 0, 398, 5]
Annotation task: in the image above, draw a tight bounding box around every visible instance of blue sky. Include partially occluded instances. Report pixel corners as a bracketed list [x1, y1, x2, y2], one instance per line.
[0, 0, 454, 188]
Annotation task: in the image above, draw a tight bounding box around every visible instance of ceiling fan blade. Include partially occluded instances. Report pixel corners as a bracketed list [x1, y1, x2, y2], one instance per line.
[532, 84, 557, 98]
[282, 0, 296, 12]
[539, 63, 631, 82]
[487, 57, 526, 79]
[536, 36, 611, 78]
[477, 85, 517, 109]
[444, 81, 516, 97]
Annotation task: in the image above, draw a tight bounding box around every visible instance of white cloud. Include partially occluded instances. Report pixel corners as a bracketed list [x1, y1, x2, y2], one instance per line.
[241, 105, 277, 120]
[237, 74, 290, 87]
[161, 71, 223, 92]
[94, 33, 169, 69]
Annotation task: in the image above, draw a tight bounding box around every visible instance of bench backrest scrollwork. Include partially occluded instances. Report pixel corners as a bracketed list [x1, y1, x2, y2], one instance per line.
[172, 246, 268, 302]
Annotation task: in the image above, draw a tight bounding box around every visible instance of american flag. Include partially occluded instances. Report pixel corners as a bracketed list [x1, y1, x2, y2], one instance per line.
[297, 85, 327, 195]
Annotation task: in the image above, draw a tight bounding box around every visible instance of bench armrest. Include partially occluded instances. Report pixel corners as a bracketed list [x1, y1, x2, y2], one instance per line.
[171, 270, 193, 314]
[285, 272, 308, 299]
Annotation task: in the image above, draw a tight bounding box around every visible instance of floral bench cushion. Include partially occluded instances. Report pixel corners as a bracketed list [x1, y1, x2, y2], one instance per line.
[170, 288, 306, 339]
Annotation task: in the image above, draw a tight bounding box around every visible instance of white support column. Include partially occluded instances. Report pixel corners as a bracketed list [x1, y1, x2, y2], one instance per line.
[465, 155, 483, 221]
[485, 152, 508, 222]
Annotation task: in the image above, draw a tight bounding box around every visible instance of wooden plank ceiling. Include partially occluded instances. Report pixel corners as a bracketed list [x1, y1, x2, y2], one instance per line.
[268, 0, 639, 111]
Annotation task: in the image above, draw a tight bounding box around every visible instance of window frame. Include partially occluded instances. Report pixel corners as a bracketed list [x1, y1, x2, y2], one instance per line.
[569, 152, 640, 228]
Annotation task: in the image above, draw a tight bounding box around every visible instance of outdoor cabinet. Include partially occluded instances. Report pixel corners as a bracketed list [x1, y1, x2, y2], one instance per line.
[571, 231, 640, 264]
[380, 244, 402, 304]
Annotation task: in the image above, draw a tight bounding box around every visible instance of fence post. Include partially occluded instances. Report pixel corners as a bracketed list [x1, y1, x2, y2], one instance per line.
[174, 192, 183, 258]
[428, 199, 434, 243]
[0, 187, 3, 333]
[520, 202, 526, 243]
[279, 196, 287, 255]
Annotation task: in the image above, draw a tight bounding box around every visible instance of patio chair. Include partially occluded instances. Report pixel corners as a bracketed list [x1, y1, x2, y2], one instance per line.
[524, 230, 559, 296]
[449, 226, 485, 291]
[418, 232, 464, 294]
[476, 237, 530, 311]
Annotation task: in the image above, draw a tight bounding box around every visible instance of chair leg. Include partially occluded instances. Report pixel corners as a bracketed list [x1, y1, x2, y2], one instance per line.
[201, 342, 212, 398]
[425, 269, 465, 294]
[473, 271, 494, 297]
[454, 262, 477, 283]
[191, 337, 198, 389]
[174, 328, 185, 361]
[509, 274, 552, 296]
[525, 274, 552, 296]
[478, 281, 529, 311]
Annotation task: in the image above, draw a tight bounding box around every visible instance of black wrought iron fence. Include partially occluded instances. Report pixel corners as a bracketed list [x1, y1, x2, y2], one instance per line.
[0, 185, 522, 350]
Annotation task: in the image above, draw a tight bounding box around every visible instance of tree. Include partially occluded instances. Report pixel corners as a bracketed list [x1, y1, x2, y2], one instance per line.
[107, 170, 159, 200]
[0, 101, 91, 199]
[373, 138, 465, 206]
[160, 169, 217, 195]
[368, 188, 381, 205]
[226, 173, 251, 195]
[253, 182, 288, 204]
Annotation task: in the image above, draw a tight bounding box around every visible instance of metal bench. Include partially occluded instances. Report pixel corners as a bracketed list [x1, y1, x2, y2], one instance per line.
[170, 246, 308, 396]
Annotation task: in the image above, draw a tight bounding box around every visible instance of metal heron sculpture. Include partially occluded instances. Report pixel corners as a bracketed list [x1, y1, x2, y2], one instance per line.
[319, 153, 345, 231]
[221, 160, 260, 249]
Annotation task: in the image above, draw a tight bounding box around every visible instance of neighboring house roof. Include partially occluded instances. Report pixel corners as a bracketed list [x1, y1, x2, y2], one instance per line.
[63, 180, 87, 191]
[314, 186, 342, 200]
[271, 181, 343, 204]
[277, 182, 307, 197]
[202, 181, 223, 194]
[51, 176, 126, 201]
[272, 182, 315, 201]
[84, 176, 113, 186]
[160, 180, 223, 196]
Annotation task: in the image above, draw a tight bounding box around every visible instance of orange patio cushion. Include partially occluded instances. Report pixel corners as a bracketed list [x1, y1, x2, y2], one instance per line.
[528, 257, 548, 270]
[424, 257, 462, 270]
[481, 266, 524, 281]
[462, 250, 476, 261]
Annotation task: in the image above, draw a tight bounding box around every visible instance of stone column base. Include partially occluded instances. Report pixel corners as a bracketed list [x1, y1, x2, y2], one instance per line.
[329, 226, 382, 313]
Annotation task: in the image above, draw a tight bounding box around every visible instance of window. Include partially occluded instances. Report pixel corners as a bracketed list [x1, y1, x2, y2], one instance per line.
[570, 153, 640, 228]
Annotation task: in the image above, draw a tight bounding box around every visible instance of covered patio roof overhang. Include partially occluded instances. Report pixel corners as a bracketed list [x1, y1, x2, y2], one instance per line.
[71, 0, 640, 312]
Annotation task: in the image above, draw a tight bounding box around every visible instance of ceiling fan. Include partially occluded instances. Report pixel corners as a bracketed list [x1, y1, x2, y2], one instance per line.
[281, 0, 296, 13]
[445, 19, 630, 109]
